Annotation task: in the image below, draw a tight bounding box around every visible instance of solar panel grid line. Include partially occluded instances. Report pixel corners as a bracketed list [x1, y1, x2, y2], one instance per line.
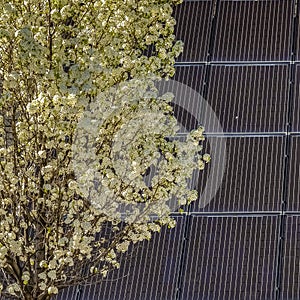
[200, 217, 213, 299]
[273, 216, 282, 300]
[131, 233, 149, 300]
[232, 64, 243, 132]
[275, 52, 296, 299]
[232, 216, 244, 299]
[259, 67, 267, 133]
[257, 216, 271, 298]
[190, 212, 282, 217]
[235, 0, 245, 62]
[255, 217, 264, 299]
[176, 3, 190, 60]
[203, 217, 213, 299]
[183, 0, 212, 2]
[284, 212, 300, 216]
[267, 218, 279, 297]
[203, 132, 286, 137]
[175, 62, 210, 67]
[176, 61, 295, 66]
[280, 135, 292, 212]
[128, 240, 145, 300]
[55, 285, 79, 300]
[283, 63, 296, 136]
[288, 137, 297, 212]
[260, 137, 275, 212]
[193, 217, 209, 299]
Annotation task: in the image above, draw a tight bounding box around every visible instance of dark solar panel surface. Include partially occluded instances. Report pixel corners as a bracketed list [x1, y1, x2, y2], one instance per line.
[291, 65, 300, 133]
[281, 216, 300, 300]
[212, 0, 293, 62]
[294, 5, 300, 61]
[180, 215, 279, 300]
[65, 217, 185, 300]
[193, 136, 285, 212]
[57, 1, 300, 299]
[204, 65, 289, 133]
[174, 1, 213, 62]
[286, 136, 300, 212]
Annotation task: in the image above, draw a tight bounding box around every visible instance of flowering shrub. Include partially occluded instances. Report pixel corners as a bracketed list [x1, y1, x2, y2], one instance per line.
[0, 0, 209, 299]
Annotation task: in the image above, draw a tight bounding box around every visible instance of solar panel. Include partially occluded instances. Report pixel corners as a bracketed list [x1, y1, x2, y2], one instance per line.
[180, 215, 279, 300]
[286, 136, 300, 212]
[174, 1, 213, 62]
[204, 64, 289, 133]
[193, 136, 285, 212]
[64, 216, 185, 300]
[294, 6, 300, 62]
[56, 286, 80, 300]
[281, 215, 300, 299]
[173, 66, 206, 93]
[212, 0, 293, 62]
[157, 65, 206, 133]
[291, 65, 300, 133]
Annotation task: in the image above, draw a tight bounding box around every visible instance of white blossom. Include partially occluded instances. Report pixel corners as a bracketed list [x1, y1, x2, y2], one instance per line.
[0, 0, 210, 298]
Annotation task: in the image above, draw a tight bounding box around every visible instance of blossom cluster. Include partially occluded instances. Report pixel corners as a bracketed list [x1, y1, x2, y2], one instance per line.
[0, 0, 209, 299]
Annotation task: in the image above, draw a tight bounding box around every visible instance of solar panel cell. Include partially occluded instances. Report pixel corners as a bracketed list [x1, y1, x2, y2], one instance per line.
[158, 66, 206, 133]
[180, 215, 279, 300]
[291, 65, 300, 133]
[57, 217, 185, 300]
[286, 136, 300, 212]
[205, 65, 289, 133]
[193, 136, 285, 212]
[174, 1, 213, 62]
[212, 0, 293, 62]
[280, 216, 300, 299]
